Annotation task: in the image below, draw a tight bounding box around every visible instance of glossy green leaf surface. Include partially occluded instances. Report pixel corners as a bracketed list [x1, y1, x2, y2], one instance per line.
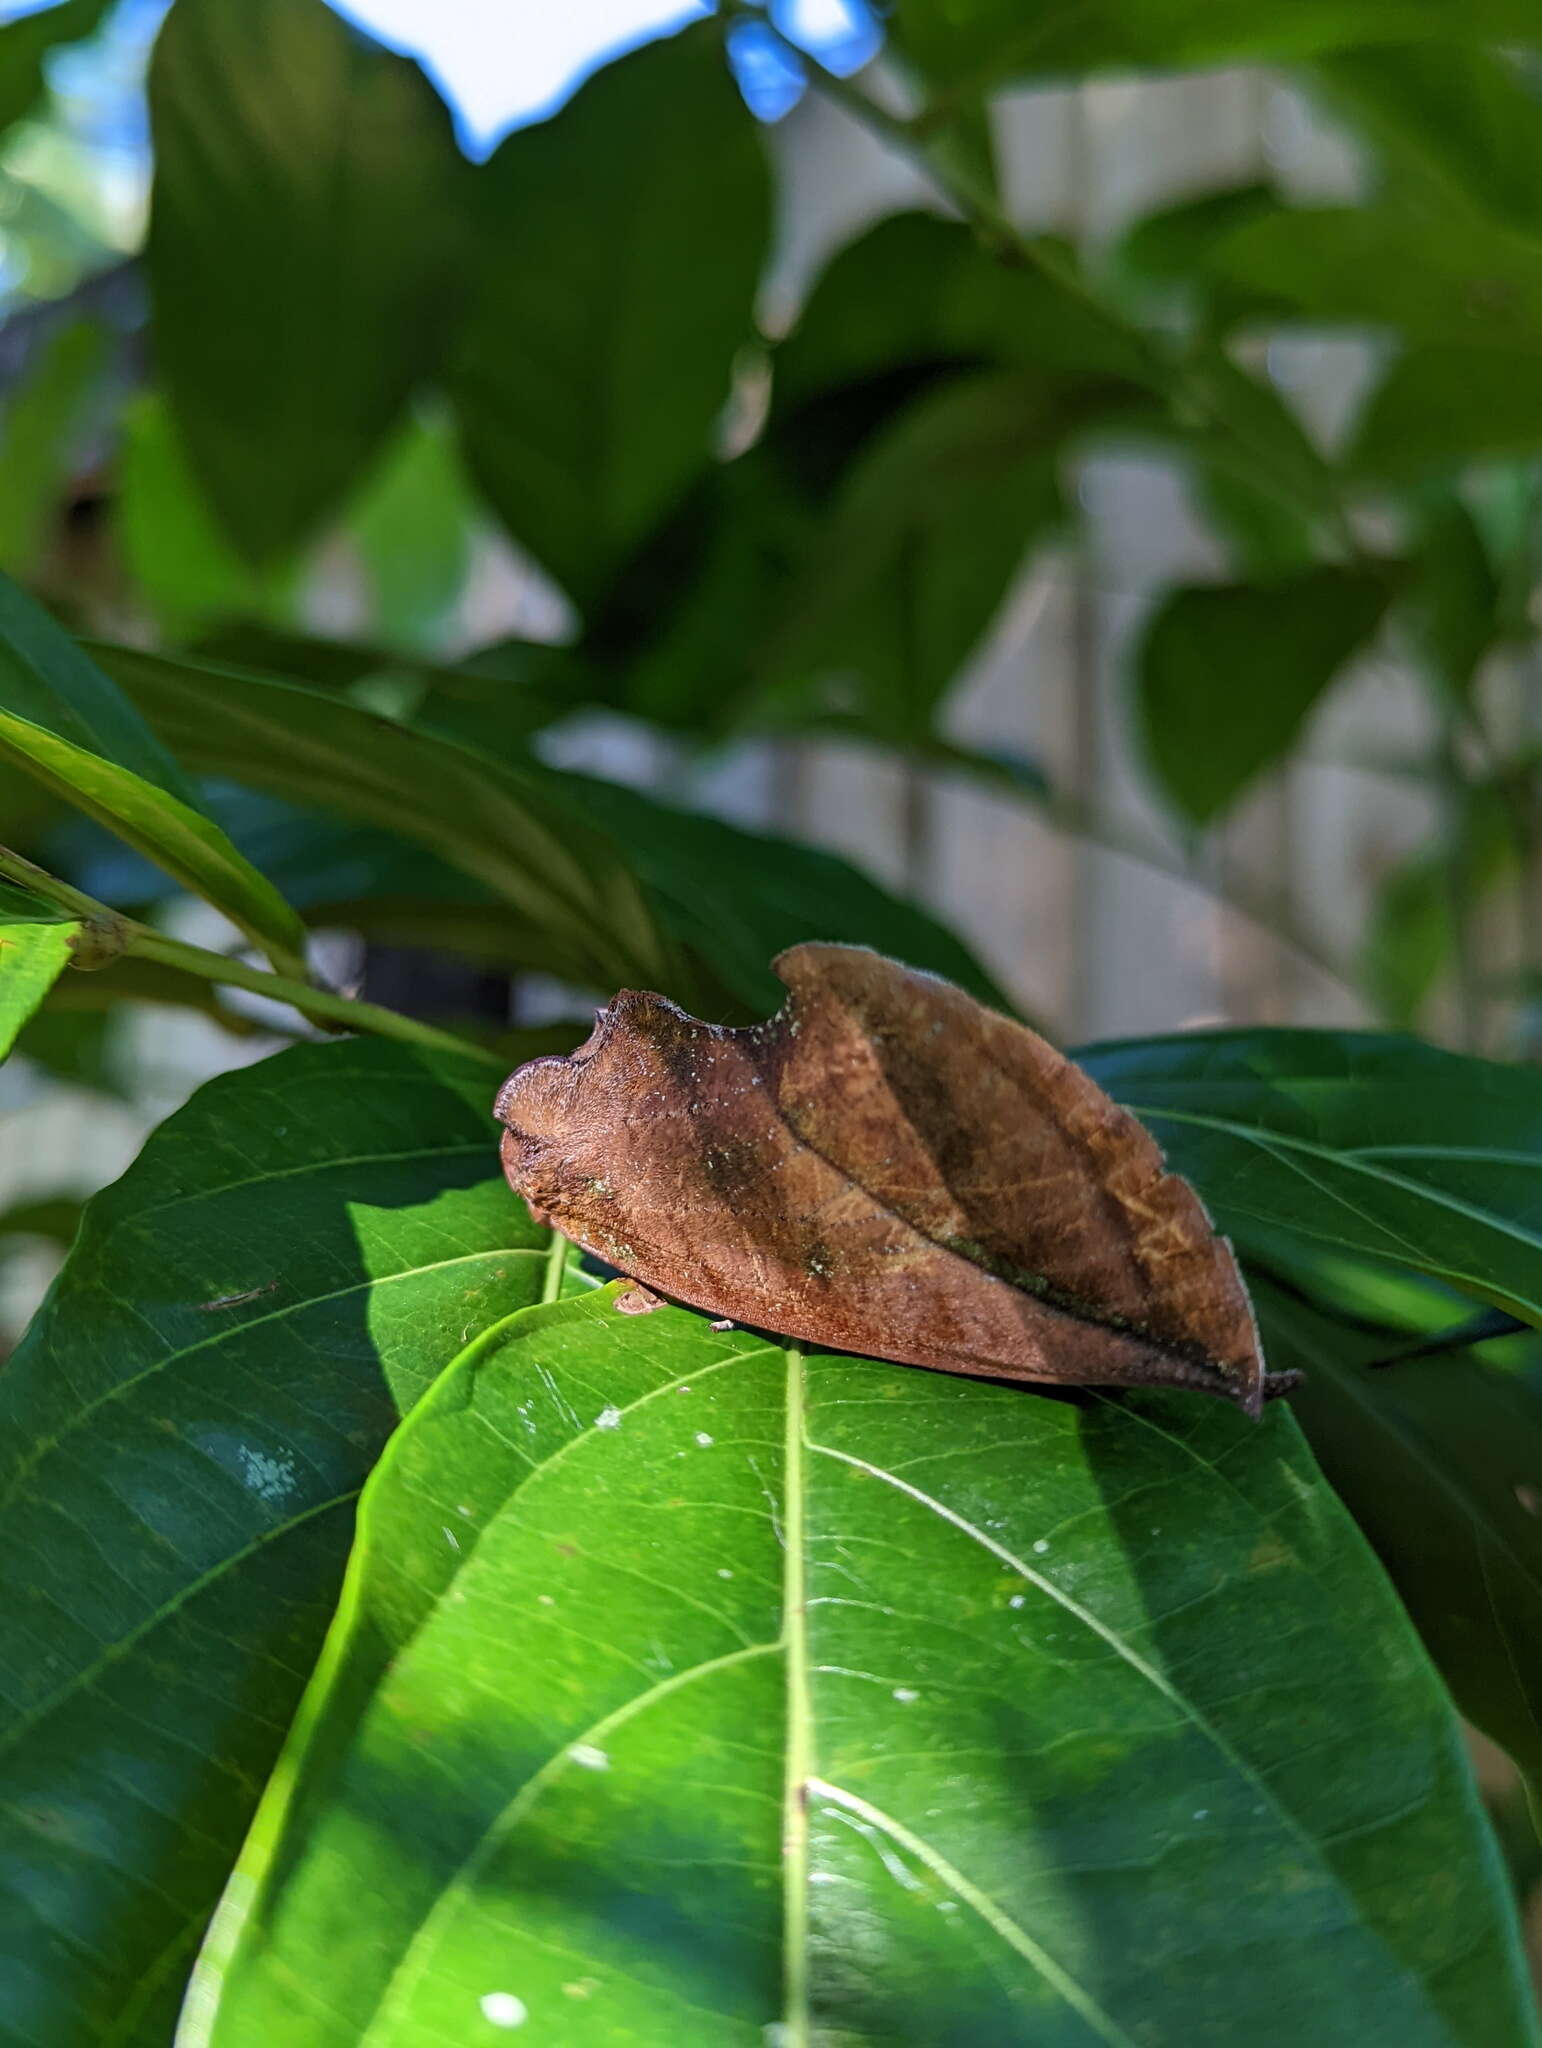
[147, 0, 463, 563]
[0, 882, 78, 1061]
[1134, 569, 1389, 824]
[450, 25, 768, 608]
[1085, 1028, 1542, 1328]
[1258, 1277, 1542, 1795]
[0, 1040, 562, 2046]
[0, 581, 308, 975]
[188, 1288, 1531, 2046]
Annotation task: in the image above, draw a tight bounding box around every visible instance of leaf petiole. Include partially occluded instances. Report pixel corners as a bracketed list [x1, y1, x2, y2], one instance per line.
[0, 843, 497, 1065]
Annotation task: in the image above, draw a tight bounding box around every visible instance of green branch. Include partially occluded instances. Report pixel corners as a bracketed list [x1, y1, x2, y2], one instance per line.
[0, 845, 498, 1066]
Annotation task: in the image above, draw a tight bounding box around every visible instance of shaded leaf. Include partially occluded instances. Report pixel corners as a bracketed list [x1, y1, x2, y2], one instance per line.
[0, 318, 108, 578]
[449, 25, 769, 608]
[1361, 786, 1512, 1027]
[550, 774, 1014, 1014]
[0, 578, 309, 974]
[1134, 568, 1389, 825]
[0, 1193, 81, 1249]
[1204, 202, 1542, 347]
[1352, 343, 1542, 479]
[0, 0, 112, 136]
[497, 944, 1276, 1410]
[1116, 181, 1284, 316]
[773, 212, 1150, 421]
[1256, 1275, 1542, 1796]
[763, 371, 1075, 740]
[1406, 490, 1504, 695]
[147, 0, 464, 562]
[92, 643, 673, 996]
[1083, 1026, 1542, 1333]
[187, 1287, 1532, 2045]
[95, 645, 1006, 1013]
[0, 1039, 569, 2045]
[1314, 44, 1542, 242]
[891, 0, 1540, 91]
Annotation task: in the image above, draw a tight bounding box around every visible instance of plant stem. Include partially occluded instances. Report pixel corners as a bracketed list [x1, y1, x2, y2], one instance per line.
[752, 23, 1360, 549]
[0, 843, 496, 1065]
[126, 931, 495, 1061]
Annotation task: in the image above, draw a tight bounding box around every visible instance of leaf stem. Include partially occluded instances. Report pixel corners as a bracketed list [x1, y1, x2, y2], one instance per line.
[749, 22, 1357, 546]
[0, 843, 496, 1065]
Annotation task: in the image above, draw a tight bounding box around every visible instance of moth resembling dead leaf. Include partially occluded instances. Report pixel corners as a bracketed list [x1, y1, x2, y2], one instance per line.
[495, 943, 1293, 1414]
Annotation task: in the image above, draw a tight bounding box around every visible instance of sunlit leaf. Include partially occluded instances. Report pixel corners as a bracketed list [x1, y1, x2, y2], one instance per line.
[187, 1288, 1532, 2045]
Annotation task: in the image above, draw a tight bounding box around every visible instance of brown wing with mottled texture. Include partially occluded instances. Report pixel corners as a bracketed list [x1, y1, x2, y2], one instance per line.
[494, 942, 1281, 1412]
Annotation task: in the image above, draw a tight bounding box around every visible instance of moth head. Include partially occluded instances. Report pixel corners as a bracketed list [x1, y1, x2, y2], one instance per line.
[493, 988, 699, 1143]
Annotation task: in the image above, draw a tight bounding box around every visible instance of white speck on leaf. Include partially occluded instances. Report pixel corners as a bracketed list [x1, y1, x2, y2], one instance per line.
[1193, 1808, 1209, 1821]
[695, 1431, 714, 1447]
[594, 1406, 623, 1431]
[717, 1567, 734, 1579]
[892, 1688, 919, 1704]
[569, 1743, 609, 1771]
[1032, 1539, 1050, 1554]
[442, 1526, 460, 1552]
[237, 1447, 297, 1504]
[479, 1992, 526, 2028]
[1008, 1594, 1026, 1609]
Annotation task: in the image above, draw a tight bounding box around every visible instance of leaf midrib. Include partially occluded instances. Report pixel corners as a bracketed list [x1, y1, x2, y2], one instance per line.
[1132, 1105, 1542, 1260]
[807, 1437, 1439, 2007]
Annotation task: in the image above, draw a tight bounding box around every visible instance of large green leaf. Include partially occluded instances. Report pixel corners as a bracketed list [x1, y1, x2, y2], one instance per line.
[1085, 1028, 1542, 1330]
[185, 1286, 1530, 2045]
[0, 1039, 570, 2046]
[92, 644, 673, 997]
[449, 25, 768, 609]
[147, 0, 464, 563]
[0, 879, 79, 1060]
[891, 0, 1541, 90]
[0, 580, 308, 975]
[1134, 569, 1390, 825]
[1257, 1276, 1542, 1795]
[94, 646, 1007, 1013]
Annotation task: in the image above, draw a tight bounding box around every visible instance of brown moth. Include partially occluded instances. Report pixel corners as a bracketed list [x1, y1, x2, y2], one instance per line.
[494, 942, 1295, 1414]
